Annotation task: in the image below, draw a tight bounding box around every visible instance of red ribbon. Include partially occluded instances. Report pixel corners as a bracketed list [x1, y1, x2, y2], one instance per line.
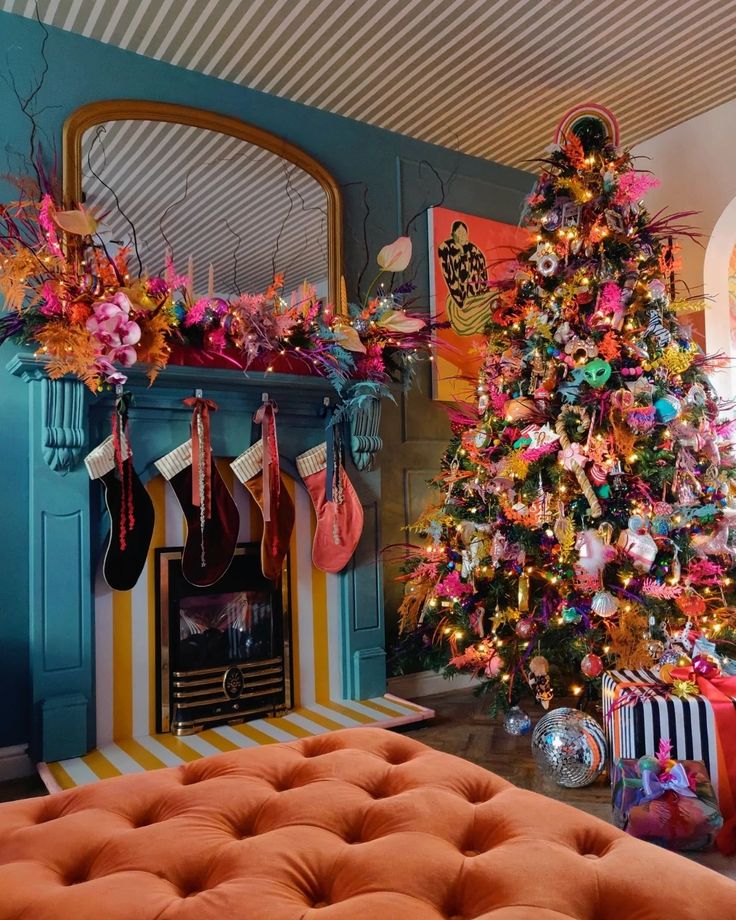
[253, 400, 279, 522]
[611, 670, 736, 854]
[671, 666, 736, 854]
[183, 397, 218, 518]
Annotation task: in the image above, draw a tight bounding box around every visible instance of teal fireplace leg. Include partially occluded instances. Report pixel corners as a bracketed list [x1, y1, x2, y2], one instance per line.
[340, 468, 387, 700]
[9, 357, 93, 762]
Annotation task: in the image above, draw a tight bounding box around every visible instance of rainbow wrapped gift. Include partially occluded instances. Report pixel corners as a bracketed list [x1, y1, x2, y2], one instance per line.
[612, 756, 722, 850]
[602, 667, 736, 853]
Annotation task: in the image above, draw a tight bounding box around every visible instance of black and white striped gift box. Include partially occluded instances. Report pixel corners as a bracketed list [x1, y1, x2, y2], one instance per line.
[602, 669, 721, 796]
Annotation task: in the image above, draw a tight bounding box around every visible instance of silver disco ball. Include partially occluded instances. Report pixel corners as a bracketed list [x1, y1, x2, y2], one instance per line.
[531, 707, 607, 788]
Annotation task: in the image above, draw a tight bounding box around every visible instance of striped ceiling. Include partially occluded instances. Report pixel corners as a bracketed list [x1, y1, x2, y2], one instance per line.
[83, 119, 328, 296]
[6, 0, 736, 167]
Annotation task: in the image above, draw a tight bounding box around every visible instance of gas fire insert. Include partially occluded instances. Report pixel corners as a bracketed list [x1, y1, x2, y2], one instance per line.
[156, 544, 291, 735]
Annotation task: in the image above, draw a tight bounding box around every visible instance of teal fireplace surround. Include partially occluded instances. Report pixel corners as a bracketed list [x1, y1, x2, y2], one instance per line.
[8, 353, 384, 762]
[0, 11, 532, 754]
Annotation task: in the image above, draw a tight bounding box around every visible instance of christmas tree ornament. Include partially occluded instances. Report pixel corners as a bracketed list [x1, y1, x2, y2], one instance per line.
[505, 397, 537, 422]
[530, 242, 559, 276]
[617, 519, 658, 572]
[232, 400, 294, 582]
[295, 436, 364, 575]
[518, 573, 530, 611]
[581, 652, 603, 677]
[582, 358, 612, 387]
[85, 393, 155, 591]
[591, 589, 618, 618]
[562, 606, 582, 624]
[503, 706, 532, 735]
[555, 409, 602, 518]
[156, 401, 240, 587]
[528, 655, 554, 709]
[655, 395, 681, 423]
[531, 708, 607, 788]
[515, 617, 535, 640]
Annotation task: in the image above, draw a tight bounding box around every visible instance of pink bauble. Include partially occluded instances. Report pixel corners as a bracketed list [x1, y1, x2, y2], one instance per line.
[692, 654, 719, 679]
[515, 618, 535, 640]
[581, 653, 603, 678]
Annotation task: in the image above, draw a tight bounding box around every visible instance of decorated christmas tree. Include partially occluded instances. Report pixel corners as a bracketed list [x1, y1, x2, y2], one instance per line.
[398, 107, 736, 716]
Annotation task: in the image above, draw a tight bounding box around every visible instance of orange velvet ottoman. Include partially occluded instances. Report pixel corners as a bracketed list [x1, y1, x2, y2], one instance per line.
[1, 728, 734, 919]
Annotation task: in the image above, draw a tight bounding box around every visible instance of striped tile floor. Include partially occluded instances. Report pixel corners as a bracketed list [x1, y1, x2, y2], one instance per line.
[40, 695, 434, 791]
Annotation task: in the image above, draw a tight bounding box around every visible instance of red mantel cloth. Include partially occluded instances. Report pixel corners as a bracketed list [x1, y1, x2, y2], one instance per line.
[166, 344, 318, 377]
[0, 727, 735, 919]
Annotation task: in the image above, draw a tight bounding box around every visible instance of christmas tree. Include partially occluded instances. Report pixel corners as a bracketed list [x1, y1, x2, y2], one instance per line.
[398, 109, 736, 715]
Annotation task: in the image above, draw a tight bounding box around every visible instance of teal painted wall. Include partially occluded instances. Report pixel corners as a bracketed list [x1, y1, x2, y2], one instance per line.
[0, 11, 532, 748]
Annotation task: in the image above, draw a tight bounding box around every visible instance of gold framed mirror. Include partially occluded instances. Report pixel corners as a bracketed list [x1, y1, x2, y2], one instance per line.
[63, 100, 343, 308]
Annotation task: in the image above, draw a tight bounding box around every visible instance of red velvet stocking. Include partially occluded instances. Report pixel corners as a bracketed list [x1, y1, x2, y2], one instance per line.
[231, 400, 294, 582]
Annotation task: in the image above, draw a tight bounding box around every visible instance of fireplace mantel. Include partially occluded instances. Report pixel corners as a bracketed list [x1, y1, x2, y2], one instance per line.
[9, 352, 386, 762]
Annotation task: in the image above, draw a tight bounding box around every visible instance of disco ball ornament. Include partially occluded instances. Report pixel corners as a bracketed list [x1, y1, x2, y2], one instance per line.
[503, 705, 532, 736]
[531, 708, 607, 788]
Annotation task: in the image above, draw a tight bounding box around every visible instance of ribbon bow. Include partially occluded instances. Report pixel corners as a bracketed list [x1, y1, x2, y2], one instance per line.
[641, 763, 696, 803]
[183, 396, 218, 518]
[253, 400, 280, 522]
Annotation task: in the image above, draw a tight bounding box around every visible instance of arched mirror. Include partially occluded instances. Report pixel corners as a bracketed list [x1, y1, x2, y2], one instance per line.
[63, 101, 342, 307]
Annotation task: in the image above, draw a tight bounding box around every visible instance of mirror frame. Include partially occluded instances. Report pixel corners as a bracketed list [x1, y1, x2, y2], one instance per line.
[63, 100, 343, 310]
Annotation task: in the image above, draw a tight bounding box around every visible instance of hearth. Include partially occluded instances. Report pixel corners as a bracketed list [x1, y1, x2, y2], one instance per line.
[156, 544, 292, 735]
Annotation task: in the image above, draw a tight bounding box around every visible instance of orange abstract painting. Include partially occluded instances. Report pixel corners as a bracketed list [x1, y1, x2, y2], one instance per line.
[428, 206, 529, 402]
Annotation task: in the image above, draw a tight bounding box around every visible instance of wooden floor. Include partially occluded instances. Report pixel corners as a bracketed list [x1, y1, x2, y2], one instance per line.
[404, 687, 612, 822]
[404, 687, 736, 879]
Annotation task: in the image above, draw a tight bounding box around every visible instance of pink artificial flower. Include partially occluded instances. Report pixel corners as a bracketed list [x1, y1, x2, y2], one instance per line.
[207, 327, 227, 352]
[39, 280, 63, 316]
[613, 172, 659, 205]
[435, 571, 472, 598]
[597, 281, 623, 315]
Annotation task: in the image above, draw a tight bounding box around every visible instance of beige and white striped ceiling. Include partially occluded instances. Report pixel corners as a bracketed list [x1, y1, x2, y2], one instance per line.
[5, 0, 736, 167]
[83, 119, 328, 295]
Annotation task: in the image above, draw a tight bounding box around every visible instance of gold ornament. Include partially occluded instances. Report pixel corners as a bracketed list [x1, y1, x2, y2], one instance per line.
[518, 573, 530, 612]
[671, 679, 699, 700]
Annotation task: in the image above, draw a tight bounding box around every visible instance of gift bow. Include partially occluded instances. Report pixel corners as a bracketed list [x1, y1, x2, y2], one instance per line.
[641, 763, 696, 803]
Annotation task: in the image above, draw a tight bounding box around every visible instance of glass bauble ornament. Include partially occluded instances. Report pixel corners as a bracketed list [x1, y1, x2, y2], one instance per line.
[515, 617, 535, 640]
[531, 708, 607, 788]
[562, 606, 582, 625]
[503, 706, 531, 736]
[580, 652, 603, 678]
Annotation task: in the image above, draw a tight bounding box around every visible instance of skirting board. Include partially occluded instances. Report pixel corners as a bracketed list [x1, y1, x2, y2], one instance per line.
[388, 670, 477, 699]
[0, 744, 34, 782]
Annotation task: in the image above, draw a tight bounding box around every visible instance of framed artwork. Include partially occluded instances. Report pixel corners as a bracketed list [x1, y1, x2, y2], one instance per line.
[428, 206, 529, 401]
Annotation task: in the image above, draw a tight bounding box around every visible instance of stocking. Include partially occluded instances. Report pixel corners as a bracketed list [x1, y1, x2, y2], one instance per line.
[85, 394, 155, 591]
[155, 398, 239, 587]
[231, 400, 294, 582]
[296, 421, 364, 574]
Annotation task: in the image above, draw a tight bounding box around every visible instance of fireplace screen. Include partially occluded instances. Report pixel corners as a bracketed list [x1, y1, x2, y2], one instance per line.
[156, 544, 291, 735]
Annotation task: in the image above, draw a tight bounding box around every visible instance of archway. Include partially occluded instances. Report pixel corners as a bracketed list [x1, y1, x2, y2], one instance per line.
[703, 193, 736, 399]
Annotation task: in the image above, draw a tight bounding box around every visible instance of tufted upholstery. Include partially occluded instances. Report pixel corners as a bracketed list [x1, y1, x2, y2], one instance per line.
[0, 728, 734, 919]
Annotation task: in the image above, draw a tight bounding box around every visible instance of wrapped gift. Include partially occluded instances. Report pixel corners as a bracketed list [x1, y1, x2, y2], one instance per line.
[602, 667, 736, 853]
[612, 754, 723, 850]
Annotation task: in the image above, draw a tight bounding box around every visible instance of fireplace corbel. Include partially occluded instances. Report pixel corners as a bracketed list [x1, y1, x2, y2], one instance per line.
[9, 353, 387, 762]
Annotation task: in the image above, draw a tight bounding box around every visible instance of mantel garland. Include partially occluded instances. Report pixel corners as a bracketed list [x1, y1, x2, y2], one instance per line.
[0, 193, 434, 396]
